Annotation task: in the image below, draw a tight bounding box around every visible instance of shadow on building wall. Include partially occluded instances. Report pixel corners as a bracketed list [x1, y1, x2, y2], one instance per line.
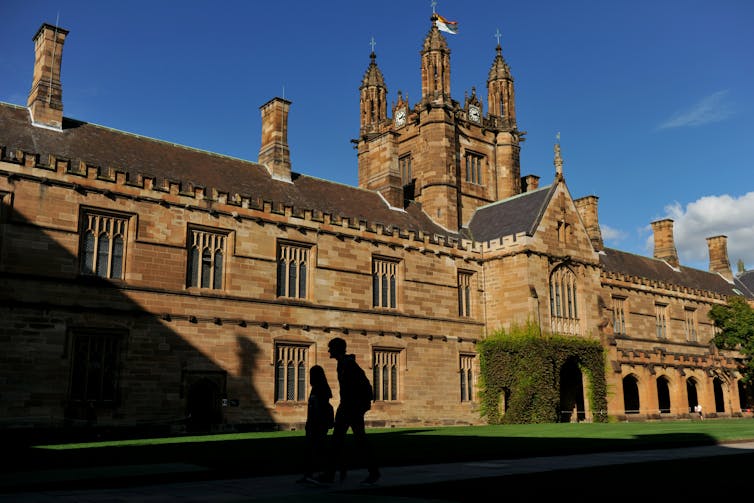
[0, 201, 272, 441]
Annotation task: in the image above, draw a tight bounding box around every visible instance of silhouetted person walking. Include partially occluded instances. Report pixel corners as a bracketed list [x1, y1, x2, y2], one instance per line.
[317, 337, 380, 485]
[297, 365, 334, 485]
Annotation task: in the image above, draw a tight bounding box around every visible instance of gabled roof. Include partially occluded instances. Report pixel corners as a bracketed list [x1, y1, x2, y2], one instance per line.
[600, 247, 753, 299]
[736, 270, 754, 298]
[464, 184, 554, 242]
[0, 103, 454, 240]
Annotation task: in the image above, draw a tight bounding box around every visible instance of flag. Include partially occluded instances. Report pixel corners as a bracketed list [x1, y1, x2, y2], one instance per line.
[435, 14, 458, 35]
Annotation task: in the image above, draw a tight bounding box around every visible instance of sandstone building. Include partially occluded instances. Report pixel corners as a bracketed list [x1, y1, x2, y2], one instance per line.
[1, 18, 752, 433]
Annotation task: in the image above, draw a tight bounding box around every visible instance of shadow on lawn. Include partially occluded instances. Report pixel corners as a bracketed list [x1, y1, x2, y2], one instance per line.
[0, 429, 732, 493]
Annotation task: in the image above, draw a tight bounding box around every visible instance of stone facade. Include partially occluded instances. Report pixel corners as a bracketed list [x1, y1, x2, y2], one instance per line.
[0, 18, 752, 434]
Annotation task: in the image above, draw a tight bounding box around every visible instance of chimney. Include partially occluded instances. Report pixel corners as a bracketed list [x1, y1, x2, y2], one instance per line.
[651, 219, 679, 268]
[521, 174, 539, 193]
[27, 23, 69, 130]
[574, 195, 603, 251]
[258, 97, 292, 182]
[706, 235, 733, 281]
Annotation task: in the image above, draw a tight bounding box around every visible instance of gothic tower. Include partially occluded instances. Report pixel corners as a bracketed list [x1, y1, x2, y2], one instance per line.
[356, 15, 525, 230]
[487, 39, 522, 199]
[356, 50, 403, 208]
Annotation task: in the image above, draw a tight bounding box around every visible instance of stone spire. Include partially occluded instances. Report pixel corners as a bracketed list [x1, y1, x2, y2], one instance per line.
[554, 133, 563, 179]
[487, 30, 516, 128]
[421, 14, 451, 103]
[359, 40, 387, 135]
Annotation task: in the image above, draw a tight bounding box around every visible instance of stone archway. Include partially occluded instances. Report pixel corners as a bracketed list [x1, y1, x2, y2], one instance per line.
[713, 377, 726, 413]
[686, 377, 700, 414]
[559, 357, 585, 423]
[622, 374, 640, 415]
[656, 376, 671, 414]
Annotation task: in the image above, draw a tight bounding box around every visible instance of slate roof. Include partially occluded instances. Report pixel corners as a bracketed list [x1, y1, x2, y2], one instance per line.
[463, 184, 554, 242]
[0, 103, 455, 240]
[3, 102, 752, 302]
[736, 270, 754, 297]
[600, 247, 753, 299]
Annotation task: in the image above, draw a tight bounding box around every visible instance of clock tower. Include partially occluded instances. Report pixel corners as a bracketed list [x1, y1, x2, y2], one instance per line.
[356, 15, 524, 230]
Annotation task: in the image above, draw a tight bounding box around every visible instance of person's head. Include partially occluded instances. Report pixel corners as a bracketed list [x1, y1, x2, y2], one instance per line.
[310, 364, 327, 387]
[327, 337, 347, 359]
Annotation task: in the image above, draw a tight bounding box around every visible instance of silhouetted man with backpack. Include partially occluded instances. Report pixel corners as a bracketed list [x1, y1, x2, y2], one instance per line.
[316, 337, 380, 485]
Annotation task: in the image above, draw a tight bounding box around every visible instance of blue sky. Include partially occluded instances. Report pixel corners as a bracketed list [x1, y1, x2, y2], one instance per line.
[2, 0, 753, 272]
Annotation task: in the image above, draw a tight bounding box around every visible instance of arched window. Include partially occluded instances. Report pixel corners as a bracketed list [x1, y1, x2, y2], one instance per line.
[549, 266, 580, 335]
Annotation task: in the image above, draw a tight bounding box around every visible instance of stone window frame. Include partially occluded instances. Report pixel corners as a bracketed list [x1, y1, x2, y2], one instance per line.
[274, 342, 309, 403]
[655, 303, 669, 339]
[612, 295, 627, 335]
[549, 265, 580, 335]
[372, 347, 401, 401]
[464, 150, 485, 185]
[684, 306, 698, 342]
[458, 270, 473, 317]
[66, 327, 125, 406]
[459, 353, 475, 402]
[399, 153, 413, 185]
[276, 240, 312, 300]
[79, 208, 131, 280]
[187, 225, 229, 290]
[372, 256, 400, 310]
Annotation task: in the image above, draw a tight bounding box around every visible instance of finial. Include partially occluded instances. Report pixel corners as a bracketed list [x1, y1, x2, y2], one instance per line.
[431, 0, 437, 14]
[494, 28, 502, 46]
[554, 132, 563, 177]
[370, 36, 376, 54]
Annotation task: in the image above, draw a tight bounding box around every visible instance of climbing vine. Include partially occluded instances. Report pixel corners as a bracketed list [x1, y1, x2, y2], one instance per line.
[477, 321, 608, 424]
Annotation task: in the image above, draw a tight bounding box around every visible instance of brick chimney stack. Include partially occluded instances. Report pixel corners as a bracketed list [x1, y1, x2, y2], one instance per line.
[27, 23, 69, 130]
[574, 195, 604, 251]
[521, 174, 540, 193]
[258, 97, 292, 182]
[706, 235, 733, 281]
[651, 219, 679, 268]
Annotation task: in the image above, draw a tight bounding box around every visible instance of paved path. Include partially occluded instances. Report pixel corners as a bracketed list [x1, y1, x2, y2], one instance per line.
[3, 441, 754, 502]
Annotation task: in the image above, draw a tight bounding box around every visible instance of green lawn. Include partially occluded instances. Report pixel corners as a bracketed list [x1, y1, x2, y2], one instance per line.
[2, 419, 754, 497]
[12, 418, 754, 476]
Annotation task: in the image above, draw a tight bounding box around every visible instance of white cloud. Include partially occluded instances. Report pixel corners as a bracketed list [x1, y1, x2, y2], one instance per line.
[661, 192, 754, 271]
[600, 224, 627, 242]
[657, 90, 734, 130]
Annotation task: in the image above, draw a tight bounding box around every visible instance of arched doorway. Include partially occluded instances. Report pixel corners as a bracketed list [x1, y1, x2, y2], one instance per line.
[686, 378, 700, 414]
[713, 377, 726, 414]
[622, 374, 640, 415]
[656, 376, 671, 414]
[559, 357, 585, 422]
[739, 381, 753, 412]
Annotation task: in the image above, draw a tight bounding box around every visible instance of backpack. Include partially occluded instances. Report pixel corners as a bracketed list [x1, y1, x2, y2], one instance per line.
[358, 368, 374, 411]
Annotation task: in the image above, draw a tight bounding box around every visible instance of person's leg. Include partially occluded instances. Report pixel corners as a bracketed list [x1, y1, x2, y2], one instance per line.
[351, 413, 379, 480]
[318, 416, 348, 482]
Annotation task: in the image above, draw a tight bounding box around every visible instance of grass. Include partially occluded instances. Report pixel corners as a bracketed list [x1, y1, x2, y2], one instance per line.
[2, 419, 754, 495]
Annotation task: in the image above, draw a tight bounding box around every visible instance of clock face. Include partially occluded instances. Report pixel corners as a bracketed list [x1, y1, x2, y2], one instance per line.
[469, 106, 481, 123]
[395, 108, 406, 127]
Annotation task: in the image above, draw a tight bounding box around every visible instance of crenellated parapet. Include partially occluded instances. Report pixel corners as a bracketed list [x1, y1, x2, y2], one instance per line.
[0, 145, 484, 261]
[601, 269, 730, 302]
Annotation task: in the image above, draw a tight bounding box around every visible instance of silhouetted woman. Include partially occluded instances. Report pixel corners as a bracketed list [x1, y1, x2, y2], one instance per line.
[298, 364, 334, 484]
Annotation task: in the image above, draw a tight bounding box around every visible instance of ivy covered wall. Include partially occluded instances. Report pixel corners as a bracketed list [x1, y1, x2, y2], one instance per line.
[478, 322, 608, 424]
